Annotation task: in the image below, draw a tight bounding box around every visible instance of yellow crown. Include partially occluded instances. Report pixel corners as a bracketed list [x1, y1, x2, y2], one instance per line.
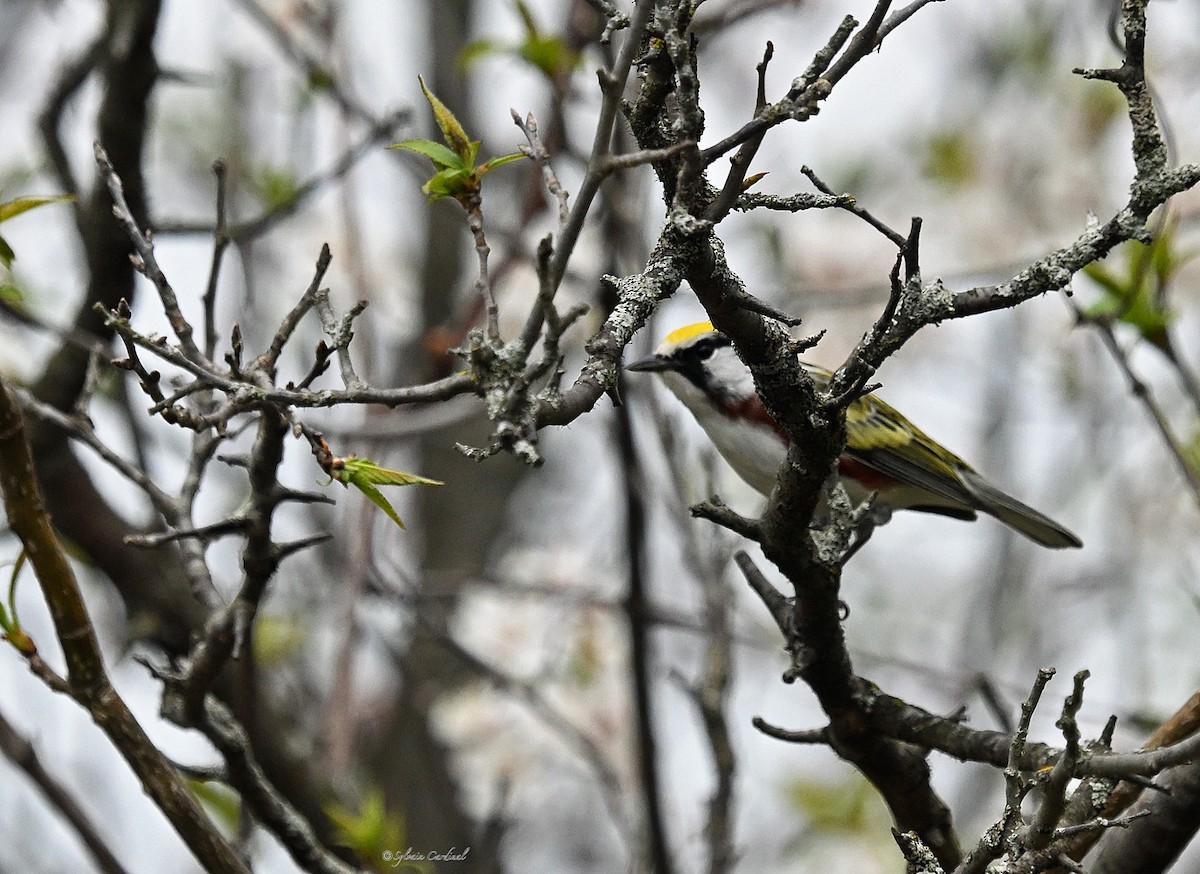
[663, 321, 716, 346]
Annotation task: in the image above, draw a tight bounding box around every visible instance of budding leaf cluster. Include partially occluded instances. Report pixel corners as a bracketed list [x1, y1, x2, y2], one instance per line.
[330, 455, 443, 530]
[389, 75, 526, 205]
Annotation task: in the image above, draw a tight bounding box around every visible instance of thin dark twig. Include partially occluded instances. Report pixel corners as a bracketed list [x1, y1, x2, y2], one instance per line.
[13, 386, 176, 513]
[228, 0, 382, 124]
[878, 0, 945, 43]
[401, 614, 637, 854]
[156, 111, 409, 242]
[202, 160, 230, 360]
[190, 696, 356, 874]
[801, 165, 907, 249]
[94, 143, 211, 368]
[733, 550, 789, 635]
[518, 0, 657, 352]
[751, 718, 831, 745]
[0, 708, 133, 874]
[257, 244, 332, 373]
[704, 42, 775, 223]
[1080, 305, 1200, 505]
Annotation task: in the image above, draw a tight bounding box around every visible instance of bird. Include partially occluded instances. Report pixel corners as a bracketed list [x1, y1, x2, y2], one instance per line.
[627, 321, 1082, 549]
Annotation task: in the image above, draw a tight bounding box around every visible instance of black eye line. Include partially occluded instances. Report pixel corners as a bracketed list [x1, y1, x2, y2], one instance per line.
[689, 334, 732, 360]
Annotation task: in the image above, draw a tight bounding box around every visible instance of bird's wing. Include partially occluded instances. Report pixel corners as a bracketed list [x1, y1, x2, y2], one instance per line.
[843, 392, 979, 510]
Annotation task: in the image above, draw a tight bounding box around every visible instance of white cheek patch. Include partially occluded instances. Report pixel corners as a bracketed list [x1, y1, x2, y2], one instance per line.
[704, 346, 757, 402]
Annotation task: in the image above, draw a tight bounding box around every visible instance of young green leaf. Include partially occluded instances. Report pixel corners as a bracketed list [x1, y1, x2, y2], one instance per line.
[331, 455, 443, 530]
[185, 779, 242, 832]
[6, 549, 22, 619]
[1, 550, 35, 655]
[390, 138, 467, 171]
[0, 194, 74, 224]
[0, 193, 74, 268]
[1081, 222, 1192, 352]
[325, 788, 432, 872]
[479, 152, 528, 173]
[0, 281, 23, 307]
[339, 457, 444, 487]
[518, 33, 579, 80]
[417, 74, 474, 161]
[252, 166, 301, 211]
[459, 1, 580, 81]
[458, 38, 501, 70]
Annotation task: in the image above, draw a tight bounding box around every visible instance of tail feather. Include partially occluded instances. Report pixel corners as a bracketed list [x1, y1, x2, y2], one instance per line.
[957, 468, 1082, 549]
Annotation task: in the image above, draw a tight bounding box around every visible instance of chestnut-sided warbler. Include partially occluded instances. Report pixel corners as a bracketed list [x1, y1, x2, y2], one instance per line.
[628, 322, 1082, 549]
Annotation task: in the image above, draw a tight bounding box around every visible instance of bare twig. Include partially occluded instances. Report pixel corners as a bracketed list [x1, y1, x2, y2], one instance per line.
[0, 708, 133, 874]
[156, 111, 409, 242]
[94, 143, 211, 368]
[513, 110, 571, 228]
[404, 614, 638, 856]
[1078, 306, 1200, 505]
[1023, 671, 1089, 851]
[227, 0, 384, 125]
[202, 160, 230, 360]
[258, 244, 332, 374]
[518, 0, 657, 353]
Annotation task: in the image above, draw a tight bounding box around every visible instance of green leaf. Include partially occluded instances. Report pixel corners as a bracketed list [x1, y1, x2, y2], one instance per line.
[253, 613, 306, 664]
[1081, 261, 1125, 298]
[0, 194, 74, 224]
[785, 775, 886, 835]
[0, 282, 23, 307]
[402, 75, 529, 204]
[922, 129, 976, 188]
[353, 478, 406, 529]
[7, 550, 23, 621]
[1184, 426, 1200, 482]
[518, 34, 579, 79]
[417, 74, 474, 162]
[340, 457, 443, 487]
[457, 2, 579, 80]
[1080, 224, 1190, 351]
[333, 456, 442, 530]
[458, 38, 502, 70]
[252, 166, 301, 211]
[479, 152, 527, 173]
[389, 138, 466, 171]
[306, 66, 336, 93]
[325, 788, 434, 872]
[1, 551, 35, 655]
[0, 192, 74, 269]
[186, 778, 241, 832]
[421, 167, 471, 203]
[1083, 282, 1170, 348]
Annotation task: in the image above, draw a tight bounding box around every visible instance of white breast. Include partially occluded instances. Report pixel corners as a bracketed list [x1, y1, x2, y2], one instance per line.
[657, 370, 786, 496]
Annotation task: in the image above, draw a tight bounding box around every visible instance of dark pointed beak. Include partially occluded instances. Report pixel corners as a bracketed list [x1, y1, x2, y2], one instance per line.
[626, 353, 671, 373]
